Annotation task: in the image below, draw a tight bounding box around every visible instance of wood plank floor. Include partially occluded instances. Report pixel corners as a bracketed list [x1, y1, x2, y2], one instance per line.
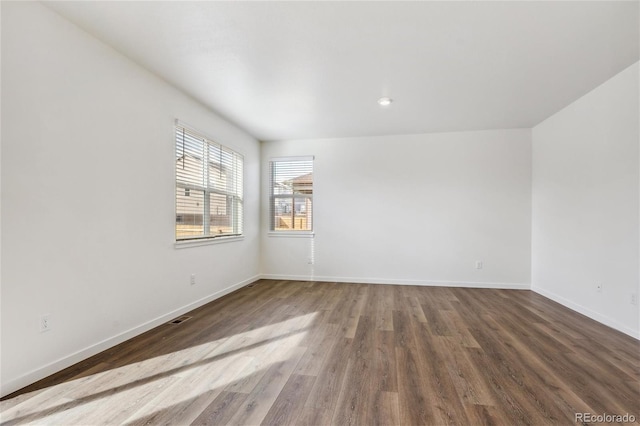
[1, 280, 639, 425]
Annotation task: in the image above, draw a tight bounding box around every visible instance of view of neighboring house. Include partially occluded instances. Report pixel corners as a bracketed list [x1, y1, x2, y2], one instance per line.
[271, 167, 313, 231]
[175, 143, 242, 238]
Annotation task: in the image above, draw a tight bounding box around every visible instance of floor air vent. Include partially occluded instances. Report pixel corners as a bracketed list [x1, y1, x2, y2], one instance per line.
[169, 316, 192, 324]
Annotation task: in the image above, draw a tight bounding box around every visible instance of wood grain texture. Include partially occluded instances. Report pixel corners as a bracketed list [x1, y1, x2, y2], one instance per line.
[2, 281, 639, 425]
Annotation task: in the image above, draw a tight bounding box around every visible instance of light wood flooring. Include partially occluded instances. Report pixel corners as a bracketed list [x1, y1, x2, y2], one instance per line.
[1, 280, 639, 425]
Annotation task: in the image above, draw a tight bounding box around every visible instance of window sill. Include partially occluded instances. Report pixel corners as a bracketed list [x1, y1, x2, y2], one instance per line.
[267, 232, 315, 238]
[174, 235, 244, 248]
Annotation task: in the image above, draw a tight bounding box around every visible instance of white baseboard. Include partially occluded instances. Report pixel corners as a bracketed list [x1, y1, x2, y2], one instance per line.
[259, 274, 530, 290]
[0, 274, 259, 398]
[531, 285, 640, 340]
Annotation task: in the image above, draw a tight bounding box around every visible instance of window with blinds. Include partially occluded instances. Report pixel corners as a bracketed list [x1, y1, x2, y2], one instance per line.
[175, 122, 243, 241]
[269, 157, 313, 232]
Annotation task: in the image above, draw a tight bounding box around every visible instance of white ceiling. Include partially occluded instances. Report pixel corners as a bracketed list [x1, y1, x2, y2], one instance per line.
[46, 1, 639, 141]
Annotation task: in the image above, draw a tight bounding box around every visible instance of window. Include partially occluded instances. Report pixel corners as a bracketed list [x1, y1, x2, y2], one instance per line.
[269, 157, 313, 232]
[175, 122, 243, 241]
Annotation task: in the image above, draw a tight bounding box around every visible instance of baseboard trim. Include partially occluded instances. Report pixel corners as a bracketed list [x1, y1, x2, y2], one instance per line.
[531, 285, 639, 340]
[0, 274, 260, 398]
[259, 274, 530, 290]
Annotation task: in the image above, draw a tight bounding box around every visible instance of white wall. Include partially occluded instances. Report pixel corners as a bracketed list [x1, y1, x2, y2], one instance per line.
[0, 2, 260, 396]
[261, 129, 532, 288]
[532, 62, 639, 338]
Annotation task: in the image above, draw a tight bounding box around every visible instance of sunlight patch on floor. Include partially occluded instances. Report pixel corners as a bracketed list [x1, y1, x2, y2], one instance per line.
[1, 312, 317, 425]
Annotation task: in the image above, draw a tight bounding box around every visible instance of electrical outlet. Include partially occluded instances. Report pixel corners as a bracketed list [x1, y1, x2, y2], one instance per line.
[190, 274, 196, 286]
[40, 315, 51, 333]
[475, 261, 483, 270]
[632, 293, 638, 306]
[596, 283, 603, 293]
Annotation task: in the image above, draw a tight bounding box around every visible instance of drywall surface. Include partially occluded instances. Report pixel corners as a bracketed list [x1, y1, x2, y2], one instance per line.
[532, 62, 639, 338]
[261, 129, 532, 288]
[1, 2, 260, 396]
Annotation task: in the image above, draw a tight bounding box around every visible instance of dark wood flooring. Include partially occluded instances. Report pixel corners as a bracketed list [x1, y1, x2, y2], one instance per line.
[1, 280, 639, 425]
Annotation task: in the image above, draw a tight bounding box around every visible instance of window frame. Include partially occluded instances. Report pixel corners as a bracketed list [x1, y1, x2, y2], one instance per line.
[268, 156, 314, 236]
[174, 120, 244, 245]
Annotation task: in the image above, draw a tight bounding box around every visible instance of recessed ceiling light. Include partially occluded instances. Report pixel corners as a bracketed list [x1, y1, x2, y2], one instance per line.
[377, 97, 393, 106]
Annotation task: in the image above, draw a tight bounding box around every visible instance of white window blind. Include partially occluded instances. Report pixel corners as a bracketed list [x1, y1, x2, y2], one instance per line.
[269, 157, 313, 232]
[175, 122, 243, 240]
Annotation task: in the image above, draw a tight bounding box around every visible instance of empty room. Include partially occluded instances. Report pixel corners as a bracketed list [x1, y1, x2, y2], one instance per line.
[1, 1, 639, 425]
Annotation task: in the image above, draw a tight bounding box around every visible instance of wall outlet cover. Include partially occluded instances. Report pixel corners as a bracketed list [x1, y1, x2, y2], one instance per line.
[40, 315, 51, 333]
